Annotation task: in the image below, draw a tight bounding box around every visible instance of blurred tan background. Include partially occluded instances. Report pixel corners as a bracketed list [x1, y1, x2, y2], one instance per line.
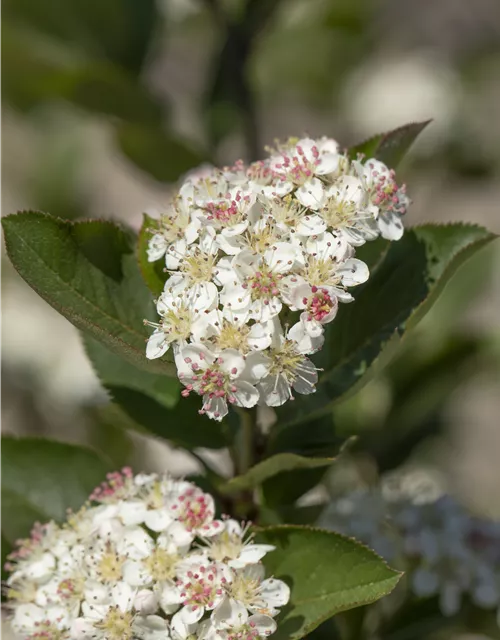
[2, 0, 500, 519]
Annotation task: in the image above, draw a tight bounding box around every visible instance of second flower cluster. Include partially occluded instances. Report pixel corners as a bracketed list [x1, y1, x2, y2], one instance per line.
[145, 137, 408, 419]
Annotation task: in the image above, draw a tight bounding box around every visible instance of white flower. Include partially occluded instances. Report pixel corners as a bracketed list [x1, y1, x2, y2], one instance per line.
[209, 609, 277, 640]
[317, 176, 379, 246]
[256, 331, 319, 406]
[289, 283, 339, 337]
[199, 186, 257, 238]
[72, 582, 137, 639]
[193, 308, 274, 355]
[145, 292, 212, 360]
[284, 232, 368, 303]
[223, 564, 290, 617]
[162, 556, 232, 625]
[139, 134, 410, 418]
[121, 524, 190, 589]
[12, 603, 70, 638]
[165, 482, 224, 538]
[221, 244, 300, 322]
[147, 197, 200, 270]
[264, 194, 326, 237]
[359, 158, 409, 241]
[164, 256, 219, 311]
[217, 210, 283, 257]
[175, 344, 260, 420]
[203, 520, 276, 569]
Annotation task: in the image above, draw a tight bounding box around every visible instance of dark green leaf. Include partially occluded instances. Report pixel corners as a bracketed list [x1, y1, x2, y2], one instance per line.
[276, 224, 497, 428]
[83, 335, 179, 408]
[1, 488, 46, 545]
[263, 415, 341, 506]
[0, 437, 110, 535]
[2, 212, 175, 376]
[117, 123, 207, 183]
[108, 387, 228, 450]
[257, 526, 401, 639]
[138, 213, 166, 296]
[349, 120, 431, 166]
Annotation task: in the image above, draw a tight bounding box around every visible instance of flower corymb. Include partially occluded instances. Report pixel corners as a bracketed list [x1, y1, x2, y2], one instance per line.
[145, 136, 409, 419]
[5, 471, 289, 640]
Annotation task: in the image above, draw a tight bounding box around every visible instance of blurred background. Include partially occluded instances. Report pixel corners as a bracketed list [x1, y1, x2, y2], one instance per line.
[2, 0, 500, 585]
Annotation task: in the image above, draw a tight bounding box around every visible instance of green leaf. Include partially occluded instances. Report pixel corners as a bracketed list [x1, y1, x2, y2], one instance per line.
[263, 415, 342, 506]
[223, 454, 337, 493]
[1, 488, 47, 545]
[0, 437, 110, 528]
[138, 213, 166, 296]
[349, 120, 431, 166]
[276, 223, 497, 428]
[2, 212, 175, 376]
[257, 526, 401, 640]
[83, 335, 179, 408]
[108, 387, 229, 450]
[117, 123, 207, 183]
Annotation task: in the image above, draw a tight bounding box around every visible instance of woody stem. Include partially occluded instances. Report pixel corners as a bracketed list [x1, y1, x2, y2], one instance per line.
[236, 406, 258, 476]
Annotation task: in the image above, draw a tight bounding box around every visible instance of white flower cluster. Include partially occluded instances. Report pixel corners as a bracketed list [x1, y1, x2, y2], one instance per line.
[5, 469, 289, 640]
[321, 489, 500, 619]
[145, 137, 409, 420]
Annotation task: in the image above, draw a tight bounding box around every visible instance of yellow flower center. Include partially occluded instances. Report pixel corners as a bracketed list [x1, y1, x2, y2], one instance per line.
[95, 607, 134, 640]
[269, 195, 305, 228]
[180, 250, 217, 284]
[245, 225, 281, 254]
[159, 305, 193, 342]
[300, 257, 341, 288]
[144, 547, 179, 582]
[268, 339, 305, 382]
[208, 531, 244, 563]
[320, 198, 357, 228]
[229, 573, 262, 608]
[213, 320, 251, 353]
[98, 549, 124, 583]
[159, 209, 190, 243]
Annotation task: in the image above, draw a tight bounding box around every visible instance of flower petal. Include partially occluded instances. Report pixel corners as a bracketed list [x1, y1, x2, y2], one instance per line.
[378, 212, 404, 241]
[147, 234, 167, 261]
[218, 349, 246, 378]
[232, 381, 260, 409]
[292, 357, 318, 394]
[260, 578, 290, 608]
[295, 178, 325, 210]
[180, 604, 205, 625]
[146, 330, 169, 360]
[258, 375, 291, 407]
[338, 258, 369, 286]
[212, 597, 248, 629]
